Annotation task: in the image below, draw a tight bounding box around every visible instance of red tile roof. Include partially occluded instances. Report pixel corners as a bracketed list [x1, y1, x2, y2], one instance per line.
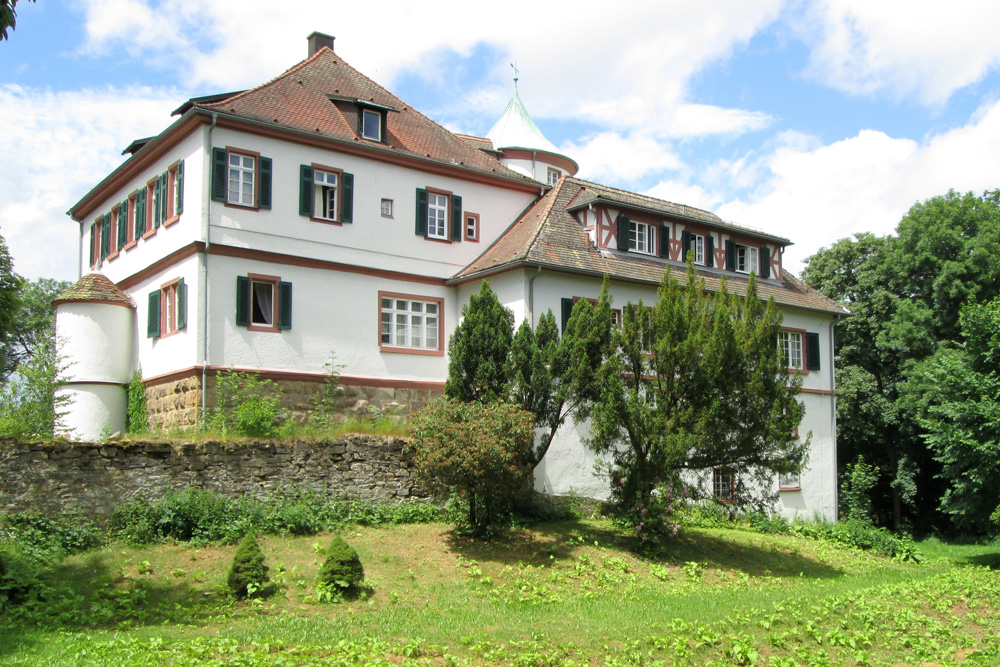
[453, 178, 850, 317]
[54, 273, 133, 307]
[194, 48, 530, 183]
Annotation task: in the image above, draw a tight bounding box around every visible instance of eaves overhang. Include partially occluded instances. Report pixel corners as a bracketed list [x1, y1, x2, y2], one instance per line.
[68, 106, 544, 222]
[449, 260, 850, 317]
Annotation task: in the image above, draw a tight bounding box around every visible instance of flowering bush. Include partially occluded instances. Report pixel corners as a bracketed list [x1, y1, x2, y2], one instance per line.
[613, 478, 688, 552]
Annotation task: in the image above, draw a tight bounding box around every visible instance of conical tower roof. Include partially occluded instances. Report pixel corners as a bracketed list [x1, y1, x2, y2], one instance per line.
[487, 87, 561, 154]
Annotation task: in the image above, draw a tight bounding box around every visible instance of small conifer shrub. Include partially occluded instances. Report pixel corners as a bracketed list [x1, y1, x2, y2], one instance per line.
[227, 533, 269, 598]
[317, 535, 364, 595]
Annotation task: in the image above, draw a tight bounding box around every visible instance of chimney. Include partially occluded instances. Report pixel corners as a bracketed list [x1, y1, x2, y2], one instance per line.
[307, 31, 335, 56]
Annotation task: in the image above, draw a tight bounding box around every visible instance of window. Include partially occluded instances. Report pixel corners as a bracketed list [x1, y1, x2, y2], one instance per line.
[778, 472, 801, 491]
[147, 278, 187, 339]
[379, 292, 443, 354]
[299, 165, 353, 222]
[362, 109, 382, 141]
[713, 469, 737, 502]
[428, 193, 448, 239]
[629, 220, 656, 255]
[381, 198, 393, 218]
[89, 220, 99, 269]
[779, 330, 804, 370]
[692, 234, 705, 265]
[416, 188, 462, 241]
[465, 213, 479, 242]
[229, 153, 255, 207]
[134, 187, 147, 240]
[736, 245, 759, 274]
[211, 147, 271, 209]
[235, 275, 292, 332]
[547, 168, 560, 185]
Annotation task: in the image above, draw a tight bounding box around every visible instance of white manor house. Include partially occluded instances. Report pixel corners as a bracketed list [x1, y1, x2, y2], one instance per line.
[56, 33, 849, 520]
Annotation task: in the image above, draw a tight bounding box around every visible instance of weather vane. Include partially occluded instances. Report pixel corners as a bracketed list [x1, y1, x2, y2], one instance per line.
[510, 61, 519, 92]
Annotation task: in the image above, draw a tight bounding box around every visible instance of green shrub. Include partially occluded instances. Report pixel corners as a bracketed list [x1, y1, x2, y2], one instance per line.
[126, 370, 149, 434]
[210, 370, 287, 438]
[0, 513, 104, 560]
[0, 336, 68, 440]
[227, 534, 269, 598]
[839, 456, 879, 524]
[0, 540, 45, 607]
[411, 398, 535, 537]
[317, 535, 364, 596]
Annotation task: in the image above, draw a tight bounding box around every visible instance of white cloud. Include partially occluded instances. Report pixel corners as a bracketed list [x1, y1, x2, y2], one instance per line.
[0, 84, 182, 280]
[645, 181, 721, 213]
[76, 0, 784, 136]
[565, 132, 684, 183]
[715, 99, 1000, 275]
[794, 0, 1000, 104]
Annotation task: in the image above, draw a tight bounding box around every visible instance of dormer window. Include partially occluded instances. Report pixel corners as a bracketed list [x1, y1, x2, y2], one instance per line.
[629, 220, 656, 255]
[736, 245, 759, 274]
[362, 109, 382, 141]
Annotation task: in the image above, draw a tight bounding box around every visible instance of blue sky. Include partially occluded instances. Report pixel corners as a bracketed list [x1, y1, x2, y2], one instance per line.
[3, 0, 1000, 281]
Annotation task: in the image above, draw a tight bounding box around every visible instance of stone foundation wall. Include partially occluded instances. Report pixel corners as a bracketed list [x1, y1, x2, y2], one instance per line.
[0, 436, 429, 518]
[144, 373, 442, 431]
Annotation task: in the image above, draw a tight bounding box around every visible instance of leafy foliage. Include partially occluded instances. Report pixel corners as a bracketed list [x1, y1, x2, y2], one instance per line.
[804, 190, 1000, 531]
[0, 233, 20, 367]
[209, 369, 287, 438]
[904, 298, 1000, 533]
[582, 263, 806, 512]
[0, 0, 34, 41]
[108, 488, 445, 545]
[126, 370, 149, 434]
[0, 277, 70, 383]
[0, 335, 69, 440]
[227, 533, 269, 598]
[411, 398, 535, 536]
[316, 535, 364, 594]
[839, 456, 880, 524]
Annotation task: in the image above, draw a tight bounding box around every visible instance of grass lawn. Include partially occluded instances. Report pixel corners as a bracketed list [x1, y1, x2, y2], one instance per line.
[1, 520, 998, 666]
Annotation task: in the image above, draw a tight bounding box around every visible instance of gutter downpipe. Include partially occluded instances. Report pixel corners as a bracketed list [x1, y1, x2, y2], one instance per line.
[527, 264, 542, 326]
[200, 112, 217, 423]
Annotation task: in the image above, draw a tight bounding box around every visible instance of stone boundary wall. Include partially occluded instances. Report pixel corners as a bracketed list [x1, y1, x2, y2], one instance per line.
[145, 374, 442, 430]
[0, 436, 429, 518]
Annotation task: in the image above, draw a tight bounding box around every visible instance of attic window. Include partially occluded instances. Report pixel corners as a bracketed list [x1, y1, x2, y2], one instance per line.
[362, 109, 382, 141]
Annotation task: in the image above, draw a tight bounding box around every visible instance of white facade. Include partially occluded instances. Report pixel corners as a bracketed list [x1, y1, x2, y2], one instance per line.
[62, 41, 846, 520]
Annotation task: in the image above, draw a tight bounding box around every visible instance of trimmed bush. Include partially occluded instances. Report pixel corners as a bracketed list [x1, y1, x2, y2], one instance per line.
[317, 535, 364, 594]
[227, 534, 269, 598]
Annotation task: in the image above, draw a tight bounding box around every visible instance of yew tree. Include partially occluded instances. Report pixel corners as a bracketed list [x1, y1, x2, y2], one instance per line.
[580, 263, 806, 510]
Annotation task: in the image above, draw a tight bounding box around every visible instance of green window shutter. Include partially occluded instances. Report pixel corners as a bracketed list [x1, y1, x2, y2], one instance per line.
[175, 161, 184, 215]
[450, 194, 462, 241]
[158, 172, 168, 224]
[340, 172, 354, 223]
[147, 290, 161, 338]
[616, 214, 629, 251]
[89, 223, 96, 267]
[761, 247, 771, 279]
[152, 177, 161, 228]
[705, 234, 715, 268]
[211, 147, 227, 202]
[176, 278, 187, 330]
[117, 203, 127, 249]
[278, 281, 293, 330]
[299, 165, 314, 216]
[681, 230, 692, 261]
[258, 157, 272, 209]
[415, 188, 428, 236]
[235, 276, 251, 326]
[806, 332, 821, 371]
[100, 214, 111, 260]
[659, 225, 670, 257]
[561, 297, 574, 333]
[135, 188, 147, 237]
[725, 240, 736, 271]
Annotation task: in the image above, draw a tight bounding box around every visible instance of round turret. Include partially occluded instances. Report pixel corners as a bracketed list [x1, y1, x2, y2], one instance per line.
[486, 82, 578, 184]
[53, 274, 135, 441]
